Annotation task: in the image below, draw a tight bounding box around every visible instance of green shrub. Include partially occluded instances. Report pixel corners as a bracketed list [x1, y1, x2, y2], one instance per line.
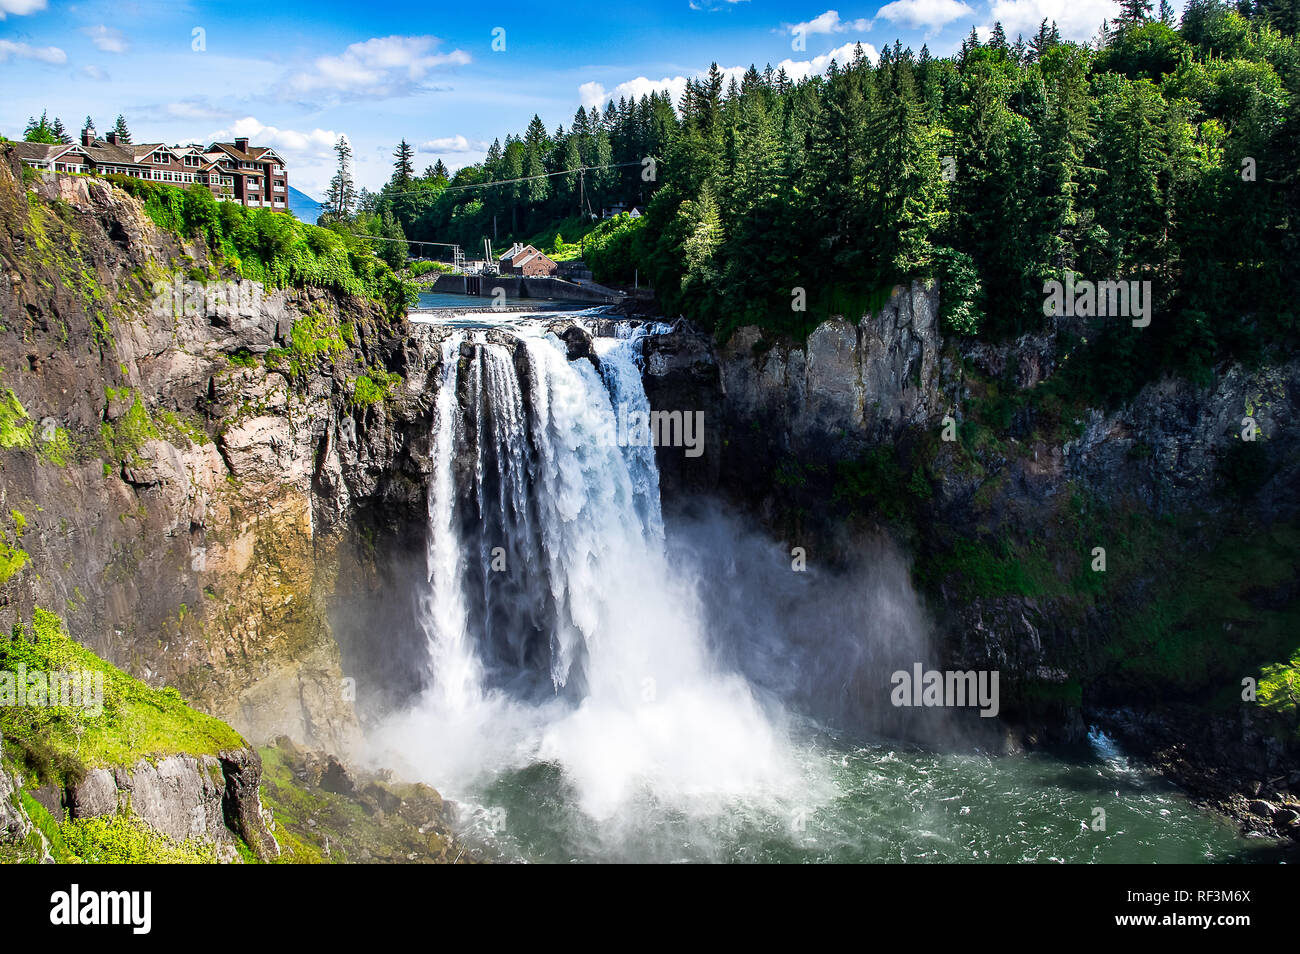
[60, 813, 217, 864]
[104, 176, 414, 315]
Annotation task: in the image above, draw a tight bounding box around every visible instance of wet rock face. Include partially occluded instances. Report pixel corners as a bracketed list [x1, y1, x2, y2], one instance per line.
[67, 748, 278, 861]
[715, 280, 945, 450]
[0, 149, 448, 759]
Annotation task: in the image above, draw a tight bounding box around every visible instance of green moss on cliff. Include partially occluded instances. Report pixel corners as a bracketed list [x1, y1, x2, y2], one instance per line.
[347, 368, 402, 409]
[0, 509, 30, 586]
[100, 392, 159, 466]
[0, 389, 33, 449]
[0, 608, 246, 787]
[59, 813, 217, 864]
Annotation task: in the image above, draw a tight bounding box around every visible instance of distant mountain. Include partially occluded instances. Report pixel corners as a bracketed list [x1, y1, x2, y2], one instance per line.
[289, 186, 325, 226]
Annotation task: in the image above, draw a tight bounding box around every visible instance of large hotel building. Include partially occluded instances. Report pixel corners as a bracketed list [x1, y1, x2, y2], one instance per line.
[14, 126, 288, 210]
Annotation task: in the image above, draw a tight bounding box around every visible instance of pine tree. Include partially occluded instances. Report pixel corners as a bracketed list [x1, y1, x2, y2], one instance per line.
[112, 115, 131, 144]
[325, 135, 355, 221]
[392, 139, 414, 189]
[376, 209, 407, 270]
[522, 114, 552, 208]
[1030, 19, 1059, 59]
[432, 159, 449, 181]
[81, 116, 94, 137]
[23, 111, 59, 144]
[991, 22, 1009, 51]
[1116, 0, 1155, 22]
[51, 117, 70, 144]
[1158, 0, 1176, 23]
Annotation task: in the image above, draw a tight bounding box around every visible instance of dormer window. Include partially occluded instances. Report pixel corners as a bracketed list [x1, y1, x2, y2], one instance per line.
[153, 153, 170, 164]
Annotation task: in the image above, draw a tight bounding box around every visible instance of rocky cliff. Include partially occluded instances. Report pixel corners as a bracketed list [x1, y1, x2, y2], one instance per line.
[645, 279, 1300, 838]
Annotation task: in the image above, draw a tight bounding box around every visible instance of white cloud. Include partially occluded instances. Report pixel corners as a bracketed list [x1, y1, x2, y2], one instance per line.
[418, 135, 488, 154]
[986, 0, 1114, 40]
[875, 0, 974, 30]
[580, 42, 880, 112]
[83, 25, 128, 54]
[77, 64, 109, 81]
[777, 40, 879, 80]
[0, 40, 66, 64]
[208, 117, 340, 162]
[580, 65, 749, 112]
[785, 10, 873, 35]
[206, 119, 347, 196]
[285, 35, 470, 100]
[0, 0, 47, 19]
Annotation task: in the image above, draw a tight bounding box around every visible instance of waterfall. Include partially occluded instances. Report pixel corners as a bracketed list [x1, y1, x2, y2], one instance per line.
[379, 321, 797, 821]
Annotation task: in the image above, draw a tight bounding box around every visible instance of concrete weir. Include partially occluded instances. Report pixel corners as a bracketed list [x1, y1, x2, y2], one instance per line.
[431, 273, 621, 304]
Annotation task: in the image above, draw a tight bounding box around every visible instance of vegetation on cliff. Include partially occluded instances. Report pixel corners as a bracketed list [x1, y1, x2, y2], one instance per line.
[105, 174, 414, 315]
[0, 607, 245, 787]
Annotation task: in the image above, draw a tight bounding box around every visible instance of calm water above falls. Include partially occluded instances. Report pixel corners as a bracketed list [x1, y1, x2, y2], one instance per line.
[370, 318, 1282, 864]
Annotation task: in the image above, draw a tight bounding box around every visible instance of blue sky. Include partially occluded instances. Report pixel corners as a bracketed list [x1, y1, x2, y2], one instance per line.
[1, 0, 1166, 197]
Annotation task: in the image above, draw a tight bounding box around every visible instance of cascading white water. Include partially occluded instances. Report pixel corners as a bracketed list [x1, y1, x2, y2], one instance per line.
[370, 318, 1270, 863]
[376, 321, 798, 822]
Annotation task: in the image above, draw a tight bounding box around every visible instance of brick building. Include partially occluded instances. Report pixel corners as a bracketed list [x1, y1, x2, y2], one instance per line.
[498, 243, 558, 277]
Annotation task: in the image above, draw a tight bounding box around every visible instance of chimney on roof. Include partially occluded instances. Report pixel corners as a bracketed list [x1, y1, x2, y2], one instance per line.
[105, 132, 118, 146]
[234, 137, 250, 152]
[81, 126, 96, 147]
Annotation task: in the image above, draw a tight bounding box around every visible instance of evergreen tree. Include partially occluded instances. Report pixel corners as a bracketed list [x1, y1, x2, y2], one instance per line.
[112, 115, 131, 144]
[392, 139, 414, 189]
[23, 111, 59, 144]
[1116, 0, 1154, 23]
[51, 117, 70, 144]
[325, 135, 355, 221]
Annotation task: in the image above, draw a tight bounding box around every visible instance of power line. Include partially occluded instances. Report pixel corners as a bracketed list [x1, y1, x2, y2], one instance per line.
[349, 232, 457, 248]
[374, 160, 647, 200]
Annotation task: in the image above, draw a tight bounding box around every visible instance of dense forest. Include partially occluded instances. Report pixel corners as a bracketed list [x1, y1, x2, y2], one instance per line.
[351, 0, 1297, 404]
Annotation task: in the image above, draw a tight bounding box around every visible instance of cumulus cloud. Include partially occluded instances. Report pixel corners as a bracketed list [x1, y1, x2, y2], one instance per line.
[83, 25, 128, 54]
[417, 135, 489, 154]
[580, 41, 879, 112]
[777, 40, 880, 80]
[0, 0, 47, 19]
[207, 117, 340, 162]
[986, 0, 1115, 40]
[0, 40, 66, 64]
[784, 10, 873, 35]
[580, 65, 747, 112]
[284, 35, 470, 100]
[875, 0, 974, 30]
